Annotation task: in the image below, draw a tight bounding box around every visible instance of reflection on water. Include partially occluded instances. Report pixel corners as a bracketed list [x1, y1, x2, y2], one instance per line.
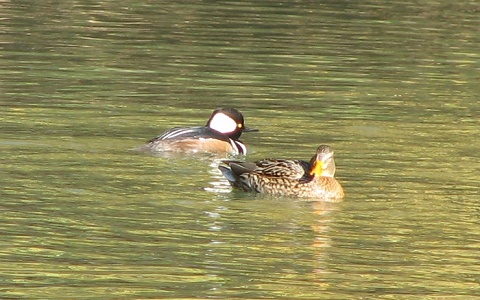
[1, 0, 479, 298]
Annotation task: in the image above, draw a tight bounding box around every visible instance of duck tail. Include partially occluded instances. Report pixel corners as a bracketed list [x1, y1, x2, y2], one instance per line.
[218, 165, 237, 183]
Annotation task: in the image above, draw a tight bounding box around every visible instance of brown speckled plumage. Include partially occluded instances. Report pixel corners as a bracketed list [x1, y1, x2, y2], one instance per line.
[219, 145, 344, 201]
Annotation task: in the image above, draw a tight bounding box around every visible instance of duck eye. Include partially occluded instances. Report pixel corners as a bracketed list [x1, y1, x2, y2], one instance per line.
[238, 124, 243, 128]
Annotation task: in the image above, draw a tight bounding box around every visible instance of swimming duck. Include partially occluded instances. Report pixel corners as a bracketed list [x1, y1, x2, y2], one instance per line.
[137, 108, 256, 154]
[218, 145, 344, 201]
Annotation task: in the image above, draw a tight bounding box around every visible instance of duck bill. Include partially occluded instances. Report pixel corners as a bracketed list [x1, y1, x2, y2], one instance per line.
[243, 126, 259, 132]
[309, 160, 323, 177]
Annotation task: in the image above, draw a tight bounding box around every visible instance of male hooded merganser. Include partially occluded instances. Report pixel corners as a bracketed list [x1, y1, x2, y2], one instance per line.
[137, 108, 257, 155]
[218, 145, 344, 201]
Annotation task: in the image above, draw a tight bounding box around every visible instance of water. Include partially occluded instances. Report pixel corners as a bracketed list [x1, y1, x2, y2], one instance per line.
[1, 0, 479, 299]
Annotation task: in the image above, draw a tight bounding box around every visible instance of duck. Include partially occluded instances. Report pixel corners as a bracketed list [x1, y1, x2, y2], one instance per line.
[136, 108, 257, 154]
[218, 145, 344, 201]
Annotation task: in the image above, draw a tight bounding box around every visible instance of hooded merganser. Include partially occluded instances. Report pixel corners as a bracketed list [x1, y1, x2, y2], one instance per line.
[137, 108, 257, 155]
[218, 145, 344, 201]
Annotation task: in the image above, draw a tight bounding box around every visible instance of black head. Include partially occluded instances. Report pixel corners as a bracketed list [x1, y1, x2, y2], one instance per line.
[206, 108, 257, 139]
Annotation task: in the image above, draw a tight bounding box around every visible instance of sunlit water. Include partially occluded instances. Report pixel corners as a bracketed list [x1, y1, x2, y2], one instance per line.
[1, 0, 479, 299]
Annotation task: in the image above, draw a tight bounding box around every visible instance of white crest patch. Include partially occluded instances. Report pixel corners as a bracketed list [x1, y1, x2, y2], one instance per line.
[209, 112, 238, 133]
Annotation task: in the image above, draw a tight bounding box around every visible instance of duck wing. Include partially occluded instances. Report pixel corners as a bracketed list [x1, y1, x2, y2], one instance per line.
[149, 126, 229, 143]
[250, 159, 310, 180]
